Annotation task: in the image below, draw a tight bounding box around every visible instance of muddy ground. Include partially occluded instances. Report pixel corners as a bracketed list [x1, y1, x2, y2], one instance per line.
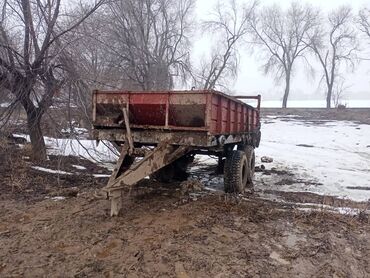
[1, 109, 370, 277]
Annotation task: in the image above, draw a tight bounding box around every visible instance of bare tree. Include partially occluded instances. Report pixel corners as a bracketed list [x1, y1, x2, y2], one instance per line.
[309, 6, 357, 108]
[194, 0, 257, 91]
[249, 2, 319, 108]
[58, 5, 122, 126]
[65, 9, 121, 89]
[359, 8, 370, 40]
[0, 0, 105, 160]
[331, 78, 349, 108]
[101, 0, 195, 91]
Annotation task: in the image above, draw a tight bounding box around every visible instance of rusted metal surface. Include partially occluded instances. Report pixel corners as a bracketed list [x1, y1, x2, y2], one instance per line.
[93, 129, 213, 146]
[105, 142, 192, 216]
[122, 108, 134, 154]
[234, 95, 262, 111]
[93, 129, 258, 149]
[107, 144, 131, 187]
[92, 90, 260, 144]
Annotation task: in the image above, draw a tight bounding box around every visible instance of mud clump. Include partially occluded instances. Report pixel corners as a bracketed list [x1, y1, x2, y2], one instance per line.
[261, 156, 274, 163]
[180, 180, 204, 194]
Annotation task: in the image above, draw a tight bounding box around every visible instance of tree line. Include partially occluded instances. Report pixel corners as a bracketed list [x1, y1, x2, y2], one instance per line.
[0, 0, 370, 160]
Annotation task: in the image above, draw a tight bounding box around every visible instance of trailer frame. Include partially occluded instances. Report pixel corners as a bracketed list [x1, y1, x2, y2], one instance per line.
[92, 90, 261, 216]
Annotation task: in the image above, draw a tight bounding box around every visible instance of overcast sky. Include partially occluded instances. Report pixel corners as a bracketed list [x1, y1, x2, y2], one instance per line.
[194, 0, 370, 101]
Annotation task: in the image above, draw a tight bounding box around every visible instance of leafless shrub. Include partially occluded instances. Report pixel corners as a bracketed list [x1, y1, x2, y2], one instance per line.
[332, 79, 350, 108]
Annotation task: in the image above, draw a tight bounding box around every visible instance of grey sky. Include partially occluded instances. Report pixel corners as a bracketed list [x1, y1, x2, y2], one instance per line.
[194, 0, 370, 100]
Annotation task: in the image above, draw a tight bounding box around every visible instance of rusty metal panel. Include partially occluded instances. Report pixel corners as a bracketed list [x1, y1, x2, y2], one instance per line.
[93, 91, 129, 127]
[169, 93, 207, 105]
[92, 89, 261, 139]
[93, 129, 214, 147]
[205, 93, 213, 130]
[168, 93, 207, 127]
[95, 91, 128, 104]
[229, 101, 236, 133]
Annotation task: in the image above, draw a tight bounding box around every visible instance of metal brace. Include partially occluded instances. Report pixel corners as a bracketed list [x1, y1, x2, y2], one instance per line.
[122, 108, 134, 155]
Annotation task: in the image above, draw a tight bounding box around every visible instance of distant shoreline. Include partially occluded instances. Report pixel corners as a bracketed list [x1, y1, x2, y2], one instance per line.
[260, 107, 370, 125]
[260, 100, 370, 108]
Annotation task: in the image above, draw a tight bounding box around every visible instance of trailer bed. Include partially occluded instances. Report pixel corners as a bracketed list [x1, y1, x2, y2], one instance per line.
[93, 90, 261, 147]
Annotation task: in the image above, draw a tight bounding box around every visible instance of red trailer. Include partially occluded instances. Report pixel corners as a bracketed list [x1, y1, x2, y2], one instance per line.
[92, 90, 261, 216]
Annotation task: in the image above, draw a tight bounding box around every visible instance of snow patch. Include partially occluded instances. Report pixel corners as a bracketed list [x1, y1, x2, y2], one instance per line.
[51, 196, 66, 201]
[32, 166, 73, 176]
[93, 174, 111, 178]
[0, 102, 10, 108]
[257, 118, 370, 202]
[189, 119, 370, 203]
[44, 137, 118, 165]
[297, 206, 362, 216]
[13, 134, 30, 142]
[12, 134, 118, 167]
[72, 165, 87, 170]
[45, 196, 66, 201]
[61, 127, 88, 136]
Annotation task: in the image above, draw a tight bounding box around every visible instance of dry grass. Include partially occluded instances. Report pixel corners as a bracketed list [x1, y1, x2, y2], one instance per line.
[0, 137, 31, 193]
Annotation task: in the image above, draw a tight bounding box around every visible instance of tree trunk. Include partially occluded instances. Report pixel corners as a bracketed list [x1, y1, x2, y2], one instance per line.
[326, 85, 333, 109]
[282, 71, 291, 108]
[27, 112, 47, 161]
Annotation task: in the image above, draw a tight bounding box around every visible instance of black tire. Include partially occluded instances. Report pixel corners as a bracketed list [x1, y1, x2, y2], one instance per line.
[152, 155, 193, 183]
[245, 146, 255, 187]
[216, 157, 226, 174]
[224, 150, 248, 193]
[253, 130, 261, 148]
[151, 164, 175, 183]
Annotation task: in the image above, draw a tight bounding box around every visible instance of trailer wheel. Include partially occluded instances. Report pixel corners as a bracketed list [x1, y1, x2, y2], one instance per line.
[152, 154, 193, 183]
[216, 157, 226, 174]
[245, 146, 255, 187]
[224, 150, 248, 193]
[152, 164, 175, 183]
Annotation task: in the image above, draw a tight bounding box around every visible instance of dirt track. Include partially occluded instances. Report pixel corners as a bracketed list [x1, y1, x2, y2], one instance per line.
[2, 184, 370, 278]
[1, 148, 370, 278]
[1, 109, 370, 277]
